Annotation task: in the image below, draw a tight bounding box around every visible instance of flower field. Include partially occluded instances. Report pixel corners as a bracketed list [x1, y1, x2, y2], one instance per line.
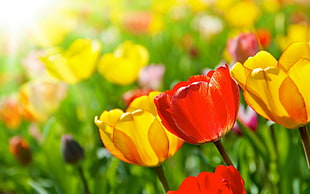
[0, 0, 309, 193]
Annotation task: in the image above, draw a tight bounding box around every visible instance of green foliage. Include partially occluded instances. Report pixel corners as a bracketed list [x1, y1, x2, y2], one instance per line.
[0, 0, 309, 193]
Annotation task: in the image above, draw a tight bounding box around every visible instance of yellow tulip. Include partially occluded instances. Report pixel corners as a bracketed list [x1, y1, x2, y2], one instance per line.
[224, 1, 259, 28]
[231, 42, 310, 129]
[94, 91, 183, 167]
[277, 23, 310, 51]
[97, 41, 149, 85]
[41, 39, 101, 84]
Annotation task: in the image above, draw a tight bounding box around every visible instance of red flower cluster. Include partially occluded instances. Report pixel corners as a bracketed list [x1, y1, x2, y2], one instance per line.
[168, 165, 246, 194]
[154, 65, 239, 144]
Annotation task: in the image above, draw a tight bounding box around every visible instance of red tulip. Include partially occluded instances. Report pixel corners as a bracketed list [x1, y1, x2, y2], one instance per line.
[9, 136, 32, 166]
[168, 165, 246, 194]
[154, 65, 239, 144]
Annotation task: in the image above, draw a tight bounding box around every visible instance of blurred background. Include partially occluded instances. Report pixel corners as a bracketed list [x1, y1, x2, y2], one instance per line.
[0, 0, 309, 193]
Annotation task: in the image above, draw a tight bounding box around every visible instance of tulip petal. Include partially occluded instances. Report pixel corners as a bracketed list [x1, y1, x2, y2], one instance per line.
[148, 119, 169, 162]
[168, 66, 238, 143]
[244, 67, 300, 128]
[286, 58, 310, 124]
[65, 39, 101, 80]
[155, 92, 198, 144]
[98, 54, 140, 85]
[171, 81, 221, 143]
[230, 62, 251, 90]
[210, 65, 239, 135]
[171, 176, 202, 194]
[114, 110, 159, 166]
[244, 51, 278, 69]
[279, 42, 310, 72]
[127, 91, 161, 116]
[279, 77, 307, 127]
[215, 165, 246, 194]
[113, 129, 143, 165]
[95, 109, 133, 164]
[199, 172, 232, 193]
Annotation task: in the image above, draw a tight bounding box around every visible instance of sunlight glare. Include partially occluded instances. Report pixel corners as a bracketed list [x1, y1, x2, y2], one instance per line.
[0, 0, 54, 33]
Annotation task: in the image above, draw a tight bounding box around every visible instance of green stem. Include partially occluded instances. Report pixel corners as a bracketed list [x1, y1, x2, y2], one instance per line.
[155, 165, 170, 193]
[77, 166, 90, 194]
[214, 139, 234, 166]
[298, 125, 310, 170]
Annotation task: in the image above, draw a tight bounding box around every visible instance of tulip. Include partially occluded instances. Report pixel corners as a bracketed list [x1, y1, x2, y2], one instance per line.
[61, 134, 85, 165]
[224, 1, 259, 28]
[0, 95, 23, 129]
[231, 42, 310, 129]
[231, 42, 310, 168]
[41, 39, 101, 84]
[154, 65, 240, 144]
[277, 23, 310, 51]
[255, 29, 271, 49]
[18, 78, 67, 122]
[94, 91, 183, 167]
[60, 134, 89, 194]
[9, 136, 32, 166]
[97, 41, 149, 85]
[226, 32, 260, 63]
[168, 165, 246, 194]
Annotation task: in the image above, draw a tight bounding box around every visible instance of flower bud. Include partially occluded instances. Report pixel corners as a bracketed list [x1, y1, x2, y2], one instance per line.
[61, 134, 84, 165]
[9, 136, 32, 166]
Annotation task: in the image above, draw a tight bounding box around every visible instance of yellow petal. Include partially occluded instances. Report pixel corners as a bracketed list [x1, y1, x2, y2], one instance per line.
[42, 39, 101, 84]
[65, 39, 101, 80]
[127, 91, 183, 162]
[113, 129, 143, 165]
[41, 49, 79, 84]
[115, 41, 149, 68]
[286, 57, 310, 124]
[148, 119, 169, 163]
[230, 62, 251, 90]
[278, 42, 310, 72]
[279, 77, 307, 128]
[95, 109, 133, 164]
[244, 67, 299, 128]
[127, 91, 161, 116]
[98, 54, 141, 85]
[115, 110, 159, 166]
[98, 41, 149, 85]
[243, 51, 278, 70]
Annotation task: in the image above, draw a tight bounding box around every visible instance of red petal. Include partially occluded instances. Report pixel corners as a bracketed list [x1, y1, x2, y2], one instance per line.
[198, 172, 232, 193]
[188, 74, 211, 83]
[154, 92, 197, 143]
[215, 165, 246, 194]
[172, 176, 202, 194]
[169, 65, 239, 144]
[209, 65, 240, 133]
[171, 81, 221, 143]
